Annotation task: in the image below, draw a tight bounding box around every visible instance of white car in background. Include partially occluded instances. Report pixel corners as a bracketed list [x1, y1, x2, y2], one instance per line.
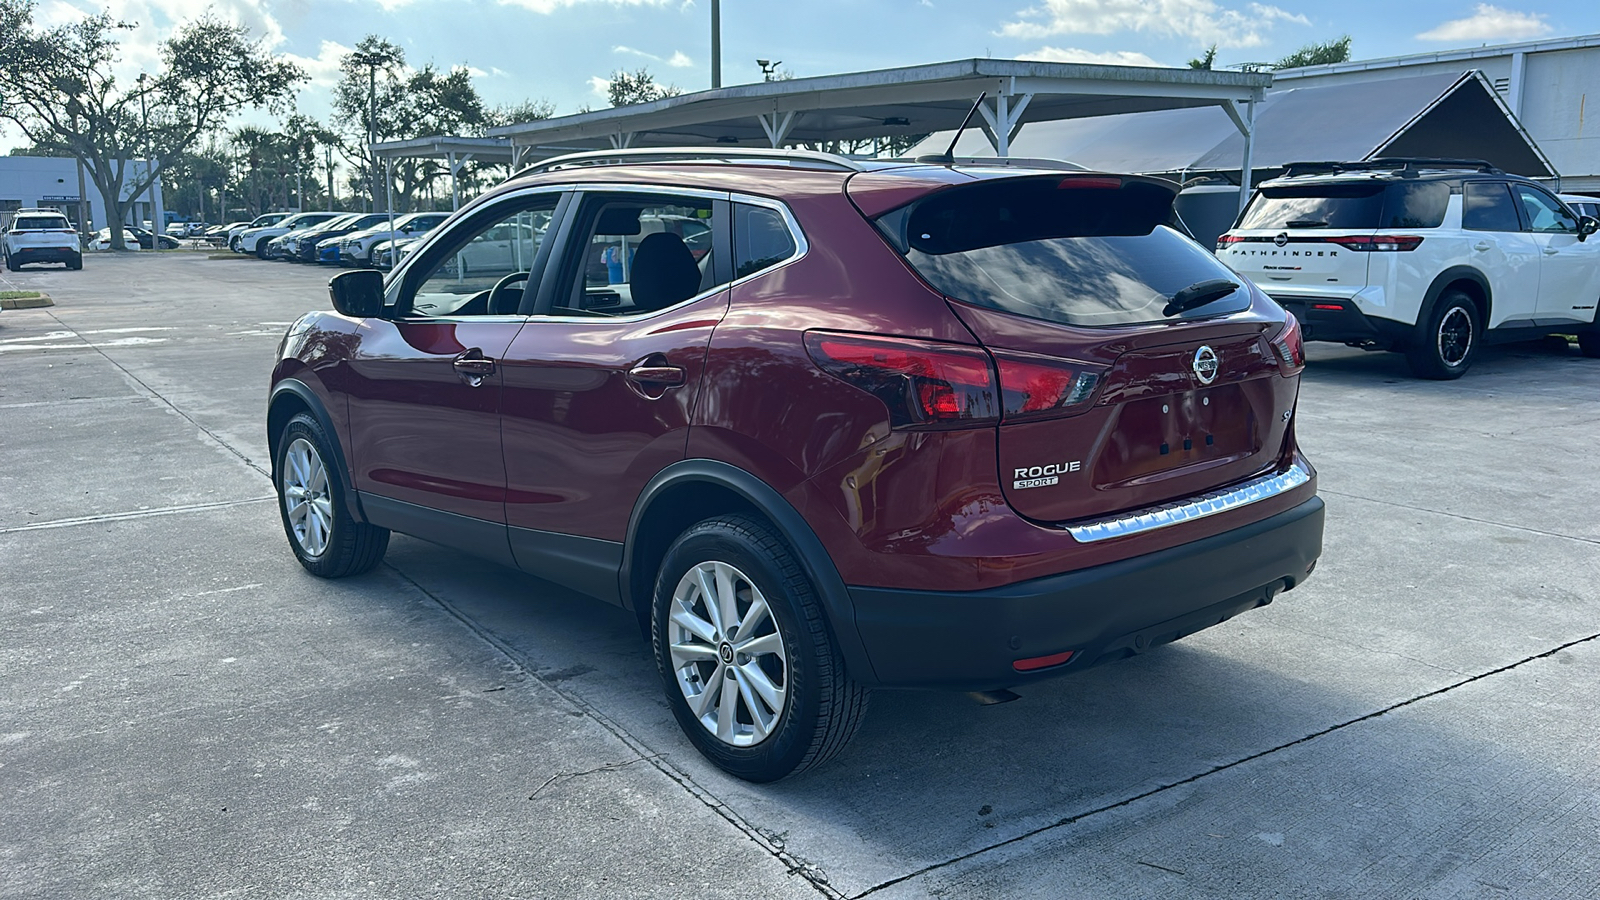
[338, 212, 450, 267]
[3, 209, 82, 270]
[234, 211, 341, 259]
[228, 212, 297, 253]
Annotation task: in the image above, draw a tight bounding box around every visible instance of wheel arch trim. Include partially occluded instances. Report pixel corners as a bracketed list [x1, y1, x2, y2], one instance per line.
[268, 379, 366, 523]
[1419, 266, 1491, 334]
[622, 459, 880, 685]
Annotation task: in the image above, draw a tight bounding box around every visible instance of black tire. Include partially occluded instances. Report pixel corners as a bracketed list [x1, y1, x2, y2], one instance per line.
[255, 238, 271, 259]
[652, 514, 868, 782]
[273, 412, 388, 577]
[68, 255, 82, 270]
[1406, 289, 1479, 379]
[1579, 328, 1600, 359]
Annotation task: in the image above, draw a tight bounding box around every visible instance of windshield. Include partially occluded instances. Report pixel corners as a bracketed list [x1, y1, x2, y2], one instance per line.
[878, 176, 1249, 327]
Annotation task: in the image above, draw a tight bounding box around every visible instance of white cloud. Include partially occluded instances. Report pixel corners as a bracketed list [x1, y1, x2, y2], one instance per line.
[1417, 4, 1551, 42]
[614, 45, 663, 62]
[458, 65, 490, 78]
[999, 0, 1307, 49]
[588, 75, 613, 97]
[668, 51, 693, 68]
[282, 40, 352, 91]
[1020, 46, 1164, 66]
[499, 0, 673, 14]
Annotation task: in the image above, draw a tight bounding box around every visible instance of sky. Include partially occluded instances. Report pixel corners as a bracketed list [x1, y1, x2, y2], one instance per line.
[4, 0, 1594, 155]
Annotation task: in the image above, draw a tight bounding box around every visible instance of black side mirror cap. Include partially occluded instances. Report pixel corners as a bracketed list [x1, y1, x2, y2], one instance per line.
[1579, 216, 1598, 241]
[329, 269, 385, 318]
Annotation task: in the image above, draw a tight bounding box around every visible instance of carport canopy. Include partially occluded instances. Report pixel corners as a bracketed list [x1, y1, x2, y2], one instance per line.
[374, 58, 1272, 208]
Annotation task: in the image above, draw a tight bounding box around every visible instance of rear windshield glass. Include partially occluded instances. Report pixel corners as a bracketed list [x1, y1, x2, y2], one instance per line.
[11, 216, 68, 230]
[877, 176, 1250, 328]
[1239, 181, 1449, 230]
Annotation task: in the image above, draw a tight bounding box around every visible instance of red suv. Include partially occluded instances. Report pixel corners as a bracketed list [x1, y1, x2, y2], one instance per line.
[268, 149, 1324, 781]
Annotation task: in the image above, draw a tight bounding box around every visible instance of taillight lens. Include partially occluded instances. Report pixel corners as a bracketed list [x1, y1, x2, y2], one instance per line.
[992, 350, 1101, 422]
[1215, 234, 1244, 251]
[804, 331, 997, 428]
[1326, 234, 1424, 252]
[1269, 314, 1305, 373]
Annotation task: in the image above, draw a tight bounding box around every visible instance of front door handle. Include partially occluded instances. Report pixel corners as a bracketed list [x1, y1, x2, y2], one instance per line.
[453, 349, 495, 386]
[626, 364, 687, 387]
[1543, 247, 1560, 255]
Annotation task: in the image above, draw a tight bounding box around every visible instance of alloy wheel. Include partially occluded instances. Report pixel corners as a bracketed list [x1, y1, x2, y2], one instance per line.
[1437, 306, 1473, 365]
[667, 560, 789, 747]
[281, 437, 334, 558]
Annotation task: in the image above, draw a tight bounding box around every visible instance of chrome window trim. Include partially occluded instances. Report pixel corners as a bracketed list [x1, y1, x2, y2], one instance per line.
[1063, 461, 1312, 543]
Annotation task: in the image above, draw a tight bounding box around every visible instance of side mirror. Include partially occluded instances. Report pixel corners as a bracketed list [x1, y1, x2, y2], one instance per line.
[329, 269, 385, 318]
[1579, 216, 1598, 241]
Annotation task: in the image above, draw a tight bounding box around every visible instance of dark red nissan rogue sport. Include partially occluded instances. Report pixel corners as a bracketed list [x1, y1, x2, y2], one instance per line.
[268, 148, 1324, 781]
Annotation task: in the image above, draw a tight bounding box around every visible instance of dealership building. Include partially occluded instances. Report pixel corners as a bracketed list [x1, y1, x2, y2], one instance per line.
[0, 156, 163, 231]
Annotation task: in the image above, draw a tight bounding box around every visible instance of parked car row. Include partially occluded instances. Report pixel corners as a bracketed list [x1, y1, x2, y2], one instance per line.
[224, 209, 451, 268]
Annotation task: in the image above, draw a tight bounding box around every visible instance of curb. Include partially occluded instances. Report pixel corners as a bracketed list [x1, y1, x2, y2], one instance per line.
[1, 294, 55, 310]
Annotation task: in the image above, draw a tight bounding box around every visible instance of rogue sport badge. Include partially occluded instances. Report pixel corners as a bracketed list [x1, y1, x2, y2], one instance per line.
[1193, 345, 1220, 384]
[1274, 232, 1289, 247]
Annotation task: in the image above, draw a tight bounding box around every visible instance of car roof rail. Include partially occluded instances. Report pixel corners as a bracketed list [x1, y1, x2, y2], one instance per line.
[881, 156, 1088, 171]
[1282, 158, 1502, 179]
[514, 146, 867, 177]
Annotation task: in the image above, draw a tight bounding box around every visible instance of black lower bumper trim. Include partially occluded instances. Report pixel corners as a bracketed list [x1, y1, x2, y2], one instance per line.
[848, 496, 1325, 690]
[1274, 298, 1410, 347]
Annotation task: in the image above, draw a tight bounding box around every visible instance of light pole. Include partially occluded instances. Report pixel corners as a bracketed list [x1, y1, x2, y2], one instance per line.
[711, 0, 721, 89]
[351, 51, 386, 212]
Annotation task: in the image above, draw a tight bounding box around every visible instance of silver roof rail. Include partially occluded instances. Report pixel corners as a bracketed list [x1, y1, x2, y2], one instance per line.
[514, 146, 867, 178]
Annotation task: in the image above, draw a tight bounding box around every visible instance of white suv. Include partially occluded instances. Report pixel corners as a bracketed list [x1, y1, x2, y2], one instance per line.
[3, 209, 82, 271]
[1219, 159, 1600, 377]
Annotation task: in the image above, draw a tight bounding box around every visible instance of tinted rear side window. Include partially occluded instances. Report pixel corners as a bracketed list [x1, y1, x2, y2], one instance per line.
[1463, 182, 1521, 231]
[1238, 181, 1448, 230]
[878, 176, 1249, 328]
[734, 204, 798, 278]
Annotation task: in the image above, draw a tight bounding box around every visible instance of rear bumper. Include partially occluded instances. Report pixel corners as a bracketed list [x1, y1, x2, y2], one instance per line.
[1274, 296, 1411, 346]
[9, 246, 80, 263]
[847, 495, 1324, 690]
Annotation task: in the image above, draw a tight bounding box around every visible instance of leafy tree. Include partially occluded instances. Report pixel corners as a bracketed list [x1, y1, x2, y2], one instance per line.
[0, 0, 303, 249]
[331, 36, 493, 212]
[1274, 36, 1352, 69]
[606, 68, 682, 107]
[1188, 45, 1219, 70]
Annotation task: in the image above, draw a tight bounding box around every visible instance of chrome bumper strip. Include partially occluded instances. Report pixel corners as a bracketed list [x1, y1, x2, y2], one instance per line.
[1064, 461, 1312, 543]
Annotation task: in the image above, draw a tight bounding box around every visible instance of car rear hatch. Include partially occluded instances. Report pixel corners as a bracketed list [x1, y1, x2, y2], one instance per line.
[866, 172, 1300, 524]
[9, 215, 77, 249]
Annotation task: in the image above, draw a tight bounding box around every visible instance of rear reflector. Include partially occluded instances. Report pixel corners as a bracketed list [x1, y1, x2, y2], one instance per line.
[804, 331, 997, 428]
[1013, 650, 1075, 672]
[1311, 303, 1345, 311]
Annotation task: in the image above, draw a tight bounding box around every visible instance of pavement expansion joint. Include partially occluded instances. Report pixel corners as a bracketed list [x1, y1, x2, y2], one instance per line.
[381, 558, 844, 899]
[43, 309, 269, 478]
[848, 629, 1600, 898]
[0, 496, 275, 534]
[1319, 487, 1600, 547]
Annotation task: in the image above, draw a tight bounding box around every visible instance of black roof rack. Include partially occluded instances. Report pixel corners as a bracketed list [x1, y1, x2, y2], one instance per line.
[1282, 158, 1502, 179]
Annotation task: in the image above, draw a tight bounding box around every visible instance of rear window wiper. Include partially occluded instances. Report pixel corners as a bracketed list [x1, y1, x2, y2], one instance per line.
[1285, 219, 1329, 227]
[1163, 278, 1240, 318]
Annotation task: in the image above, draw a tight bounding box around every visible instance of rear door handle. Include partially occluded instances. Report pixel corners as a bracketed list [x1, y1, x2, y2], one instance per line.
[626, 364, 686, 387]
[1473, 242, 1491, 252]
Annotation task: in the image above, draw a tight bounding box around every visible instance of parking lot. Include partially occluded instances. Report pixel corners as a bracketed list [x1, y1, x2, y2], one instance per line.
[2, 252, 1597, 898]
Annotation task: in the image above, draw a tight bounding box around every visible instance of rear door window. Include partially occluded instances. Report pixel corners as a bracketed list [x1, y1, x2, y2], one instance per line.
[878, 176, 1248, 328]
[1463, 182, 1522, 232]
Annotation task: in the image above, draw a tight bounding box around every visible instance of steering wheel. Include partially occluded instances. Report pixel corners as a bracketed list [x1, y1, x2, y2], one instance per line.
[488, 271, 530, 315]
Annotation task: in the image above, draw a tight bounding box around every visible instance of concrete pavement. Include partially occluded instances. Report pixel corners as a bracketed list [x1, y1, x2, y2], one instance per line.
[1, 253, 1596, 898]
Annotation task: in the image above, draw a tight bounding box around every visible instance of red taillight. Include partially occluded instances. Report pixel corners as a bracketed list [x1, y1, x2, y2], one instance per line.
[804, 331, 997, 428]
[1215, 234, 1244, 250]
[1326, 234, 1424, 252]
[992, 351, 1101, 422]
[1270, 314, 1305, 372]
[1013, 650, 1074, 672]
[1311, 303, 1345, 311]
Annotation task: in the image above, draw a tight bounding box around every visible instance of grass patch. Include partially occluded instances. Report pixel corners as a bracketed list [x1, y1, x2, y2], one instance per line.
[0, 290, 42, 300]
